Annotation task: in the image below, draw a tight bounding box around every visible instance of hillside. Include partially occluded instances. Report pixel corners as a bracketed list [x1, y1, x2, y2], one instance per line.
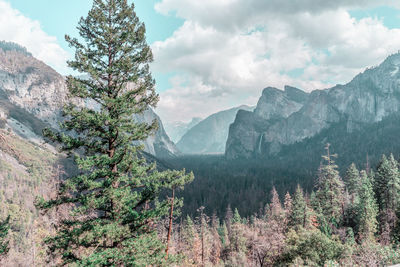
[0, 127, 57, 266]
[0, 42, 177, 159]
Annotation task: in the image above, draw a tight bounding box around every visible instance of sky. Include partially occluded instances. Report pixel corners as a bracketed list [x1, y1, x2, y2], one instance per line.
[1, 0, 400, 124]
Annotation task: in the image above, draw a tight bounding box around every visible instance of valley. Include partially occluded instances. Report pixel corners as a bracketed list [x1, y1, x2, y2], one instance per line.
[1, 1, 400, 264]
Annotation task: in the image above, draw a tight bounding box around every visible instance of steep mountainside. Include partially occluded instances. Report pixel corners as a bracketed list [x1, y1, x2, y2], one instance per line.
[134, 108, 180, 158]
[0, 42, 179, 265]
[226, 53, 400, 159]
[0, 126, 57, 266]
[226, 86, 309, 158]
[164, 117, 202, 143]
[0, 42, 177, 158]
[177, 105, 254, 154]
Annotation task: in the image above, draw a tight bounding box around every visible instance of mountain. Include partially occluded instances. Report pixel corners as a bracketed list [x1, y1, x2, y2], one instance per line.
[0, 41, 178, 158]
[134, 108, 180, 158]
[0, 41, 179, 264]
[177, 105, 254, 154]
[164, 117, 202, 143]
[226, 53, 400, 159]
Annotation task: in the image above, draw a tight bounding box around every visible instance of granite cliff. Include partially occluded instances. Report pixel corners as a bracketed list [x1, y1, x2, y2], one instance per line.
[226, 53, 400, 159]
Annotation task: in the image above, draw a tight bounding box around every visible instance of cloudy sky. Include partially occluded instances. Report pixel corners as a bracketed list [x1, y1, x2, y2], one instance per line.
[1, 1, 400, 124]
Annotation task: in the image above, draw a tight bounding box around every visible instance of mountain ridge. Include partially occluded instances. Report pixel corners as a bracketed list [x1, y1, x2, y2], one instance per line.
[226, 52, 400, 159]
[0, 41, 177, 158]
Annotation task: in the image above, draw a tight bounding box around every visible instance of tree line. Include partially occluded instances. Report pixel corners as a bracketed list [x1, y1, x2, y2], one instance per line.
[162, 145, 400, 266]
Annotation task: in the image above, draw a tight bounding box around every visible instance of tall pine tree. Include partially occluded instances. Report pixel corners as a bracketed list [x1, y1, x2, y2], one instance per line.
[356, 170, 378, 242]
[375, 154, 400, 242]
[315, 144, 345, 226]
[345, 163, 360, 199]
[37, 0, 193, 265]
[289, 185, 308, 230]
[375, 154, 400, 212]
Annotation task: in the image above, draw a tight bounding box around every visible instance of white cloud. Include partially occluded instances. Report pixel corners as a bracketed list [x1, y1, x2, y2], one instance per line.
[0, 1, 70, 74]
[153, 0, 400, 123]
[155, 0, 400, 32]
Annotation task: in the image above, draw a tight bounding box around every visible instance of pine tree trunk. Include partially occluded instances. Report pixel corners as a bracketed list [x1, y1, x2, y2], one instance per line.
[201, 221, 205, 267]
[165, 188, 175, 259]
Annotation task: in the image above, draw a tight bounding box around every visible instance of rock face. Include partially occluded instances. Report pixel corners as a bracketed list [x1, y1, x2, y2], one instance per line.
[177, 105, 254, 154]
[164, 117, 202, 143]
[0, 42, 177, 158]
[0, 43, 68, 128]
[226, 53, 400, 159]
[134, 108, 180, 158]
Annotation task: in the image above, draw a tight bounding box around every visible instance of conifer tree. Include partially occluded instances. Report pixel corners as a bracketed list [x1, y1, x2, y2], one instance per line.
[345, 163, 360, 200]
[182, 216, 201, 265]
[356, 170, 378, 242]
[315, 144, 345, 225]
[219, 222, 230, 249]
[229, 209, 246, 254]
[289, 185, 308, 229]
[37, 0, 192, 265]
[225, 204, 233, 231]
[375, 155, 389, 207]
[0, 216, 9, 257]
[375, 154, 400, 241]
[196, 206, 211, 266]
[375, 154, 400, 212]
[284, 192, 293, 227]
[232, 208, 241, 224]
[209, 214, 222, 265]
[385, 154, 400, 212]
[269, 187, 284, 221]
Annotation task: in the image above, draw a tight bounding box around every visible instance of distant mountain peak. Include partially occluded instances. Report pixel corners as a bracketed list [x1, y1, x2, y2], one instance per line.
[177, 105, 254, 154]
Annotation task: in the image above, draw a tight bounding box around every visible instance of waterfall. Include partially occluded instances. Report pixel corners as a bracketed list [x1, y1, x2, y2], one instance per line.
[258, 133, 264, 154]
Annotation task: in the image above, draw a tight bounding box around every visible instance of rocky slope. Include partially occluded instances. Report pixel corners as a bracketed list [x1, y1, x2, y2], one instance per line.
[0, 126, 56, 266]
[134, 108, 180, 158]
[177, 105, 254, 154]
[0, 41, 177, 158]
[226, 53, 400, 159]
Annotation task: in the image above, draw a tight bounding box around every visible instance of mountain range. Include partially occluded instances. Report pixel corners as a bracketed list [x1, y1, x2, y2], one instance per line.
[4, 40, 400, 165]
[226, 52, 400, 160]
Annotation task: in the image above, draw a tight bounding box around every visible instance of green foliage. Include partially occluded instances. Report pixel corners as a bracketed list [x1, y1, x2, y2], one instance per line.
[37, 0, 192, 265]
[232, 208, 241, 224]
[164, 147, 400, 266]
[218, 222, 229, 248]
[356, 170, 378, 241]
[345, 163, 360, 197]
[289, 185, 307, 229]
[170, 113, 400, 218]
[0, 216, 9, 257]
[229, 215, 246, 255]
[375, 154, 400, 212]
[279, 228, 344, 266]
[315, 144, 345, 225]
